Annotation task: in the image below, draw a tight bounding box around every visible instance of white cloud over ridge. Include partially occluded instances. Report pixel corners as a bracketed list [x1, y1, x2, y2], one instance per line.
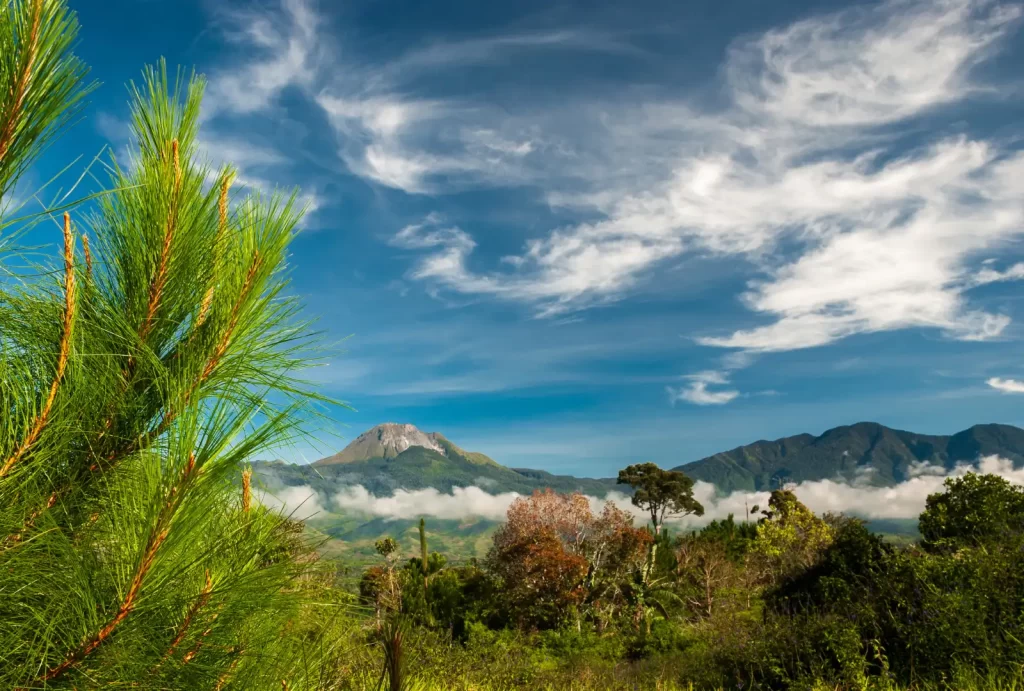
[258, 485, 327, 521]
[688, 455, 1024, 523]
[334, 485, 522, 521]
[265, 456, 1024, 527]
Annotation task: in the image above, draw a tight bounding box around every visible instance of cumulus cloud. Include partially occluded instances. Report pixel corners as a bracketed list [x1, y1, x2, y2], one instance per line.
[988, 377, 1024, 393]
[258, 484, 326, 521]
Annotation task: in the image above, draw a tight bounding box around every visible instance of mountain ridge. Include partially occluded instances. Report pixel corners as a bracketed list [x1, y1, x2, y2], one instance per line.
[675, 422, 1024, 493]
[259, 423, 616, 497]
[255, 421, 1024, 499]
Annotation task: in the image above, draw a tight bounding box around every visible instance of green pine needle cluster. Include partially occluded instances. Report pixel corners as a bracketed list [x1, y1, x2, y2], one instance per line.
[0, 0, 347, 687]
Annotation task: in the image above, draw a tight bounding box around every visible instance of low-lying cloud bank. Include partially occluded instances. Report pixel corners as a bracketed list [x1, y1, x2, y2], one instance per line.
[333, 485, 521, 521]
[257, 485, 328, 521]
[258, 456, 1023, 526]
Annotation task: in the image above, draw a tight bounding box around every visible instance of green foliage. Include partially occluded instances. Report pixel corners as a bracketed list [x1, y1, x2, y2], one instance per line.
[919, 472, 1024, 551]
[617, 462, 704, 532]
[752, 489, 835, 584]
[377, 536, 400, 557]
[0, 2, 340, 687]
[0, 0, 94, 201]
[342, 475, 1024, 690]
[697, 513, 758, 561]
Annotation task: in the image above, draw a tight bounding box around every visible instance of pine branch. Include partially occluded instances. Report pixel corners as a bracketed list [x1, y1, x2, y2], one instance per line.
[0, 212, 76, 478]
[39, 453, 199, 681]
[156, 569, 214, 667]
[0, 0, 92, 196]
[108, 249, 264, 465]
[0, 0, 42, 167]
[196, 173, 233, 330]
[82, 233, 92, 279]
[139, 139, 182, 342]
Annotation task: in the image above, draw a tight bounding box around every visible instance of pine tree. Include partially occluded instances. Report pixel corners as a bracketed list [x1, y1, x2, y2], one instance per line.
[0, 1, 344, 687]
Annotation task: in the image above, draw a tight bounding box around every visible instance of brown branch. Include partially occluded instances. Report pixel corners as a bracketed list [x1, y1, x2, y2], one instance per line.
[157, 570, 213, 667]
[82, 234, 92, 280]
[196, 173, 233, 330]
[1, 213, 76, 478]
[181, 616, 216, 664]
[0, 0, 42, 166]
[101, 251, 263, 469]
[139, 139, 182, 342]
[213, 651, 242, 690]
[1, 492, 56, 548]
[96, 139, 183, 447]
[40, 454, 197, 681]
[202, 250, 261, 382]
[242, 468, 252, 513]
[41, 527, 168, 681]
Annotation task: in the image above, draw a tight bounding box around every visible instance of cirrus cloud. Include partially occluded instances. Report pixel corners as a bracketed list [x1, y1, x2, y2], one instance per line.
[368, 0, 1024, 354]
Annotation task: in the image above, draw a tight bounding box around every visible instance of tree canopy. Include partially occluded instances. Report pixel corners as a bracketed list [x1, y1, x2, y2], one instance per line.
[919, 472, 1024, 551]
[616, 463, 704, 535]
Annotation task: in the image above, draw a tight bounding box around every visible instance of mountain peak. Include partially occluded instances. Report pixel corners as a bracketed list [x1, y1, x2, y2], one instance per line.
[314, 423, 445, 465]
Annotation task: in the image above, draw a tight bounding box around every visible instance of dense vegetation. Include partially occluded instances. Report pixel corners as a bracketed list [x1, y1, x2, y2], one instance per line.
[5, 2, 1024, 689]
[348, 472, 1024, 690]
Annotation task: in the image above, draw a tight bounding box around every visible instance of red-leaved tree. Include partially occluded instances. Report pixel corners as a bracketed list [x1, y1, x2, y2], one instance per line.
[489, 490, 651, 629]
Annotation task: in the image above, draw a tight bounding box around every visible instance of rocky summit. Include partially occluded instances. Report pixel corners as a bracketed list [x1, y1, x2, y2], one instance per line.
[314, 423, 446, 465]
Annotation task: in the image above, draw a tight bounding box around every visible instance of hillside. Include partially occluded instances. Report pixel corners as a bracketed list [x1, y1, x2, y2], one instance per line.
[254, 423, 618, 497]
[250, 420, 1024, 577]
[676, 422, 1024, 493]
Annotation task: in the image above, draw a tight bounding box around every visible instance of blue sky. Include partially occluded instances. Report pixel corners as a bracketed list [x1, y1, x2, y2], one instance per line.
[12, 0, 1024, 476]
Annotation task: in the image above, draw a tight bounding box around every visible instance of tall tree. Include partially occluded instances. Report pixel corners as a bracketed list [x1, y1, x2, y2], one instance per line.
[919, 472, 1024, 552]
[617, 463, 704, 583]
[750, 489, 834, 586]
[489, 489, 650, 629]
[0, 1, 341, 686]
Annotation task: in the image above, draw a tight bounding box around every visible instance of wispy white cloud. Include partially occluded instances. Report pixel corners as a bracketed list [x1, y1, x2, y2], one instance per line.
[668, 371, 740, 406]
[194, 0, 324, 222]
[975, 262, 1024, 285]
[203, 0, 319, 119]
[380, 29, 645, 77]
[365, 0, 1024, 350]
[988, 377, 1024, 393]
